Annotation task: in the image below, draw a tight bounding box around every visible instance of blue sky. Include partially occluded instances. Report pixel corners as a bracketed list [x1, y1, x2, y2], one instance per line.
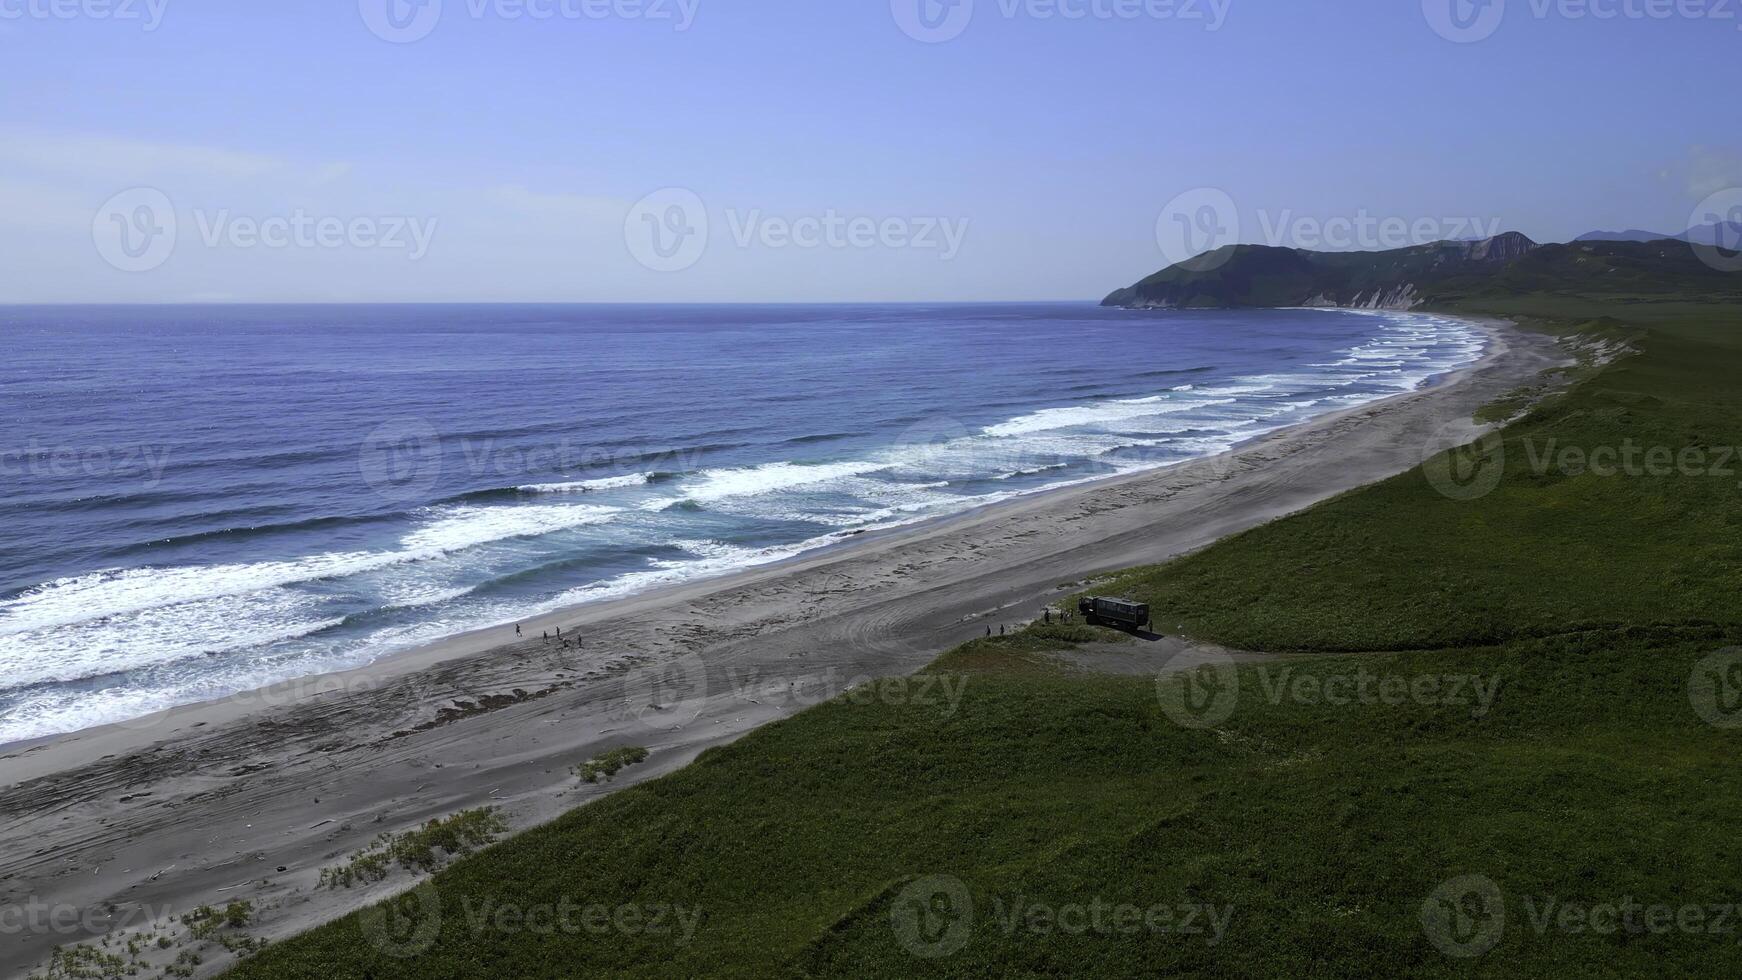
[1, 0, 1737, 301]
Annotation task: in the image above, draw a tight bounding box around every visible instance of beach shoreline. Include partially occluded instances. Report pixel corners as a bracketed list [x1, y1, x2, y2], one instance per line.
[0, 315, 1567, 977]
[0, 310, 1495, 756]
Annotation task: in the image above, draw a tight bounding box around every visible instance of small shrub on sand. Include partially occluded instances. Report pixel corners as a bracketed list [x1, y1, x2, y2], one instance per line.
[574, 746, 650, 783]
[319, 808, 508, 888]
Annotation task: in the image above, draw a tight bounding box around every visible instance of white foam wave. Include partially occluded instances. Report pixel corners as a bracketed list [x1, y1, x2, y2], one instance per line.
[517, 473, 653, 494]
[982, 395, 1233, 438]
[681, 460, 893, 502]
[399, 504, 619, 552]
[0, 503, 621, 638]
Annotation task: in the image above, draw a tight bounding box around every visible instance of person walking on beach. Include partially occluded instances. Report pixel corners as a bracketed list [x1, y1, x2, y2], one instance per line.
[985, 625, 992, 637]
[1044, 608, 1052, 625]
[515, 623, 522, 638]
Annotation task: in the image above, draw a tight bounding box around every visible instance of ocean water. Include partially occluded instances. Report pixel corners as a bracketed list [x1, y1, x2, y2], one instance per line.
[0, 304, 1485, 742]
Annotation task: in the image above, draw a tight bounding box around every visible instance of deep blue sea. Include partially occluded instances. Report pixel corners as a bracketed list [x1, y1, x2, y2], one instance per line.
[0, 304, 1484, 742]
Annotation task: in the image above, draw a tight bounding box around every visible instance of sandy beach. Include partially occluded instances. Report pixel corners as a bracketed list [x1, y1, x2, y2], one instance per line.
[0, 316, 1567, 977]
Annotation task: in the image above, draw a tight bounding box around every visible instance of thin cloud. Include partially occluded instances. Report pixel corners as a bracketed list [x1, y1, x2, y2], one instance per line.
[484, 184, 628, 225]
[0, 131, 334, 183]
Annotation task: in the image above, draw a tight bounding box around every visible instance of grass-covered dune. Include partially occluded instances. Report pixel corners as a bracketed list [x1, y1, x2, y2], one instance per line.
[231, 634, 1742, 979]
[230, 293, 1742, 978]
[1116, 303, 1742, 652]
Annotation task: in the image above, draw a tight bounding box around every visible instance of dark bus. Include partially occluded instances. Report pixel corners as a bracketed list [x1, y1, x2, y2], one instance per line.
[1078, 596, 1151, 630]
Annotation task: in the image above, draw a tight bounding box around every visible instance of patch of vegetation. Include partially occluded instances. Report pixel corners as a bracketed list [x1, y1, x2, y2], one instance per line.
[925, 620, 1116, 674]
[183, 901, 255, 940]
[318, 808, 508, 889]
[27, 918, 206, 980]
[165, 950, 203, 978]
[575, 745, 651, 783]
[29, 945, 128, 980]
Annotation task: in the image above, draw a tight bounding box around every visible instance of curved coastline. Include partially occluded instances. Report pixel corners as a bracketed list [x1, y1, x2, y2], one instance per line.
[0, 308, 1488, 744]
[0, 313, 1568, 978]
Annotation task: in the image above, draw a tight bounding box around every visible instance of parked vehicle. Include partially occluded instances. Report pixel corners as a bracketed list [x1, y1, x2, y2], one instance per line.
[1078, 596, 1151, 630]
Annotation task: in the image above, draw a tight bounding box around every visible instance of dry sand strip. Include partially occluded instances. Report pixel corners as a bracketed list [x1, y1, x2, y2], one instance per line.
[0, 318, 1567, 976]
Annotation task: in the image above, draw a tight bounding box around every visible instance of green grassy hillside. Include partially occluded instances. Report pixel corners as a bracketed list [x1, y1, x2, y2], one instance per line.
[1102, 236, 1742, 309]
[222, 290, 1742, 978]
[1111, 303, 1742, 652]
[227, 633, 1742, 979]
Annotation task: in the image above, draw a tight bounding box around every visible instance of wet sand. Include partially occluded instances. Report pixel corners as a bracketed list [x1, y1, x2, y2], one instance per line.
[0, 317, 1568, 977]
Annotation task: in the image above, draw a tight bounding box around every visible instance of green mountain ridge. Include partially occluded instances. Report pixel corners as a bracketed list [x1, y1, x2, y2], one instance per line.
[1101, 233, 1741, 310]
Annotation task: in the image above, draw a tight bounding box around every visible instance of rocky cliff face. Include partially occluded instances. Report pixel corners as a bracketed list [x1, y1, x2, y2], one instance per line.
[1463, 231, 1536, 263]
[1348, 284, 1424, 309]
[1101, 233, 1540, 310]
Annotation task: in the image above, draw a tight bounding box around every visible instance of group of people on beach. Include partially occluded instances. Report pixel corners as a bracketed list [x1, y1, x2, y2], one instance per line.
[514, 622, 584, 651]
